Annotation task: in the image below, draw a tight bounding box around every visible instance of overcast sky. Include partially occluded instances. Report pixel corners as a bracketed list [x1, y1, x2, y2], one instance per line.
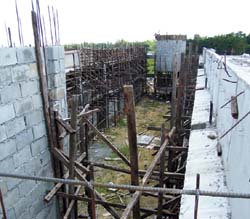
[0, 0, 249, 46]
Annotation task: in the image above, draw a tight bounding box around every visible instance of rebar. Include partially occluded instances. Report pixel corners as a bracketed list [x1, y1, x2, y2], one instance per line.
[1, 172, 250, 200]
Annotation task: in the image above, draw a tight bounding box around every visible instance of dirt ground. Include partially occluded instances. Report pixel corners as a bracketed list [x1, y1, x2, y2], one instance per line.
[79, 97, 170, 218]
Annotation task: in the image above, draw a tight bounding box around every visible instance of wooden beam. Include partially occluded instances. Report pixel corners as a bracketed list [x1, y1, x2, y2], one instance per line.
[68, 95, 78, 218]
[78, 108, 100, 119]
[83, 117, 131, 167]
[120, 127, 176, 219]
[56, 117, 76, 134]
[52, 147, 117, 218]
[231, 96, 239, 119]
[44, 149, 86, 202]
[209, 101, 213, 124]
[57, 192, 176, 216]
[142, 192, 175, 200]
[147, 126, 161, 131]
[52, 148, 89, 174]
[0, 189, 6, 219]
[153, 145, 188, 152]
[124, 85, 140, 219]
[171, 55, 178, 128]
[32, 11, 53, 150]
[83, 160, 184, 180]
[165, 146, 188, 152]
[74, 166, 120, 219]
[163, 195, 181, 208]
[63, 186, 81, 219]
[157, 124, 165, 219]
[89, 165, 96, 219]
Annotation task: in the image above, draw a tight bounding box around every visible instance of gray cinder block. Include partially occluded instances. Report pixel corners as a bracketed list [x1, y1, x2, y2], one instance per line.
[0, 48, 17, 66]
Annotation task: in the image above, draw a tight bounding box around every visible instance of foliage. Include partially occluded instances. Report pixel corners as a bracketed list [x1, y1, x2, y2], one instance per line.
[192, 31, 250, 55]
[144, 40, 156, 52]
[147, 58, 154, 74]
[117, 118, 127, 128]
[64, 39, 156, 52]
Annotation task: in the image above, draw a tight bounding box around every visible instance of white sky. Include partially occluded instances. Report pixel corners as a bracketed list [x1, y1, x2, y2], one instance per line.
[0, 0, 250, 46]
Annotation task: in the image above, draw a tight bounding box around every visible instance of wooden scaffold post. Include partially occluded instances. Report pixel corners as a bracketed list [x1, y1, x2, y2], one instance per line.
[123, 85, 140, 219]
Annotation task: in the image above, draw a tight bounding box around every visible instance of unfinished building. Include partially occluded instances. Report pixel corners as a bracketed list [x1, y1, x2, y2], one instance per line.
[0, 31, 200, 219]
[154, 34, 187, 96]
[1, 4, 250, 219]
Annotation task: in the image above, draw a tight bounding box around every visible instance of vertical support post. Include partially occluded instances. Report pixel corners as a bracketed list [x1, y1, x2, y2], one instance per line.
[0, 189, 6, 219]
[123, 85, 140, 219]
[8, 27, 13, 48]
[89, 165, 97, 219]
[32, 10, 54, 152]
[54, 110, 68, 211]
[84, 122, 92, 218]
[205, 77, 208, 89]
[171, 54, 178, 128]
[209, 101, 213, 125]
[114, 100, 117, 127]
[69, 95, 78, 218]
[32, 12, 67, 217]
[80, 122, 85, 154]
[157, 123, 165, 219]
[194, 173, 200, 219]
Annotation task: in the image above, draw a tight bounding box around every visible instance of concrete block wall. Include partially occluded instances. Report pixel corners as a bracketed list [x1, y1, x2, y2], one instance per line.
[46, 46, 68, 118]
[204, 48, 250, 219]
[0, 46, 66, 219]
[155, 39, 186, 72]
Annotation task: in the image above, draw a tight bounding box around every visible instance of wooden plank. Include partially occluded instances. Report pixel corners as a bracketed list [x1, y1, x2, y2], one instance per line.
[32, 11, 64, 213]
[171, 54, 178, 128]
[32, 11, 53, 149]
[52, 148, 89, 174]
[165, 146, 188, 152]
[124, 85, 140, 219]
[142, 192, 175, 200]
[89, 165, 96, 219]
[157, 124, 165, 219]
[231, 96, 239, 119]
[209, 101, 213, 124]
[57, 192, 177, 217]
[0, 189, 6, 219]
[217, 142, 222, 156]
[120, 127, 176, 219]
[83, 160, 184, 180]
[147, 126, 161, 131]
[194, 174, 200, 219]
[56, 117, 76, 134]
[63, 186, 81, 219]
[78, 108, 100, 119]
[75, 168, 120, 219]
[83, 117, 131, 167]
[163, 195, 181, 208]
[69, 95, 78, 219]
[44, 142, 86, 203]
[142, 196, 181, 219]
[52, 148, 119, 218]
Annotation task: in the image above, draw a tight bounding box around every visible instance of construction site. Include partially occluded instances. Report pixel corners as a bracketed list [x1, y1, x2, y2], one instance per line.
[1, 1, 250, 219]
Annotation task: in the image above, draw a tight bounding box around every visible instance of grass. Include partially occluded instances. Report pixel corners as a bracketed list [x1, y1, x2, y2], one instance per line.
[147, 58, 154, 74]
[110, 144, 130, 159]
[117, 118, 127, 128]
